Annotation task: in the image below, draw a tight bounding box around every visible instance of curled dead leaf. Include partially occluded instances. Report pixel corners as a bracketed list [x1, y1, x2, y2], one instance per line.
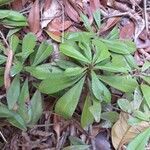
[111, 112, 150, 150]
[28, 0, 40, 34]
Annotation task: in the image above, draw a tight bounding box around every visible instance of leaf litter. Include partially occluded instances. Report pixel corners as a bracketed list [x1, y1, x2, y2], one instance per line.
[0, 0, 149, 149]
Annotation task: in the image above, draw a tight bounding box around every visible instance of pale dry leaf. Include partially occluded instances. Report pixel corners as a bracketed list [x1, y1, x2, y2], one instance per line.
[11, 0, 23, 11]
[63, 0, 80, 23]
[41, 0, 61, 28]
[111, 112, 150, 150]
[4, 49, 13, 90]
[120, 20, 135, 39]
[28, 0, 40, 34]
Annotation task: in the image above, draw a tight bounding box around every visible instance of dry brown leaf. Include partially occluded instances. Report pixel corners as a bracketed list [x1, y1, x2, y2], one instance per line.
[28, 0, 40, 34]
[63, 0, 80, 23]
[41, 0, 61, 28]
[89, 0, 101, 12]
[11, 0, 23, 11]
[44, 0, 52, 11]
[4, 49, 13, 90]
[120, 20, 135, 39]
[47, 17, 72, 32]
[111, 112, 150, 150]
[99, 17, 121, 34]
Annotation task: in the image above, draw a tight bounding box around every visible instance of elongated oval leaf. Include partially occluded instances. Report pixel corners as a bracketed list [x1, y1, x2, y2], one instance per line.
[60, 43, 90, 63]
[81, 94, 94, 128]
[32, 41, 53, 66]
[91, 71, 111, 103]
[63, 145, 90, 150]
[28, 90, 43, 125]
[39, 72, 83, 94]
[55, 77, 85, 118]
[99, 75, 138, 93]
[141, 84, 150, 109]
[7, 75, 20, 109]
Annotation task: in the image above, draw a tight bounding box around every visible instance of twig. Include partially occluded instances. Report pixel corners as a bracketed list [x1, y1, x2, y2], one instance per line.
[0, 131, 7, 143]
[144, 0, 149, 34]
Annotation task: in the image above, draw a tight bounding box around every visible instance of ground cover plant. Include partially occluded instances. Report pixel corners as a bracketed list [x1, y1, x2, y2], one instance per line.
[0, 0, 149, 149]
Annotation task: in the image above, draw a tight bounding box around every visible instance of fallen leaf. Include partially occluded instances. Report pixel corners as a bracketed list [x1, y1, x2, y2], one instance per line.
[47, 17, 72, 32]
[89, 0, 101, 12]
[63, 0, 80, 23]
[111, 112, 150, 150]
[28, 0, 40, 34]
[120, 20, 135, 39]
[11, 0, 23, 10]
[45, 30, 61, 43]
[99, 17, 121, 34]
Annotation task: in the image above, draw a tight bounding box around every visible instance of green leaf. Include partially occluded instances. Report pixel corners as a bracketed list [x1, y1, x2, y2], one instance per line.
[9, 34, 19, 53]
[18, 79, 29, 122]
[32, 41, 53, 66]
[6, 75, 20, 109]
[69, 136, 86, 145]
[93, 9, 101, 28]
[21, 33, 36, 61]
[95, 53, 131, 73]
[0, 105, 13, 117]
[0, 0, 13, 6]
[55, 77, 85, 118]
[124, 54, 138, 69]
[60, 43, 90, 63]
[141, 84, 150, 109]
[89, 97, 101, 122]
[10, 61, 23, 76]
[7, 28, 21, 38]
[80, 13, 92, 32]
[141, 76, 150, 84]
[133, 110, 150, 121]
[25, 64, 54, 80]
[142, 61, 150, 72]
[0, 10, 27, 21]
[91, 71, 111, 102]
[101, 111, 119, 123]
[7, 112, 27, 130]
[0, 54, 6, 64]
[92, 39, 110, 64]
[127, 127, 150, 150]
[99, 75, 138, 93]
[100, 39, 136, 54]
[28, 91, 43, 125]
[81, 94, 94, 128]
[39, 72, 83, 94]
[117, 99, 132, 113]
[107, 26, 119, 39]
[63, 145, 90, 150]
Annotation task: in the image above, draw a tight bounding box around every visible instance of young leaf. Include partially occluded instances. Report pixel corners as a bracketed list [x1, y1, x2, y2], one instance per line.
[127, 127, 150, 150]
[89, 97, 101, 122]
[81, 94, 94, 128]
[10, 61, 23, 76]
[6, 75, 20, 109]
[21, 33, 36, 61]
[39, 72, 83, 94]
[101, 111, 119, 123]
[18, 79, 29, 122]
[60, 43, 90, 63]
[142, 61, 150, 72]
[7, 112, 27, 130]
[133, 110, 150, 121]
[93, 9, 101, 28]
[0, 55, 6, 64]
[9, 34, 19, 53]
[28, 90, 43, 125]
[91, 71, 111, 103]
[99, 75, 138, 93]
[92, 39, 110, 64]
[141, 84, 150, 109]
[0, 105, 13, 118]
[141, 76, 150, 84]
[80, 13, 92, 32]
[107, 26, 119, 39]
[55, 77, 85, 118]
[117, 99, 132, 113]
[32, 41, 53, 66]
